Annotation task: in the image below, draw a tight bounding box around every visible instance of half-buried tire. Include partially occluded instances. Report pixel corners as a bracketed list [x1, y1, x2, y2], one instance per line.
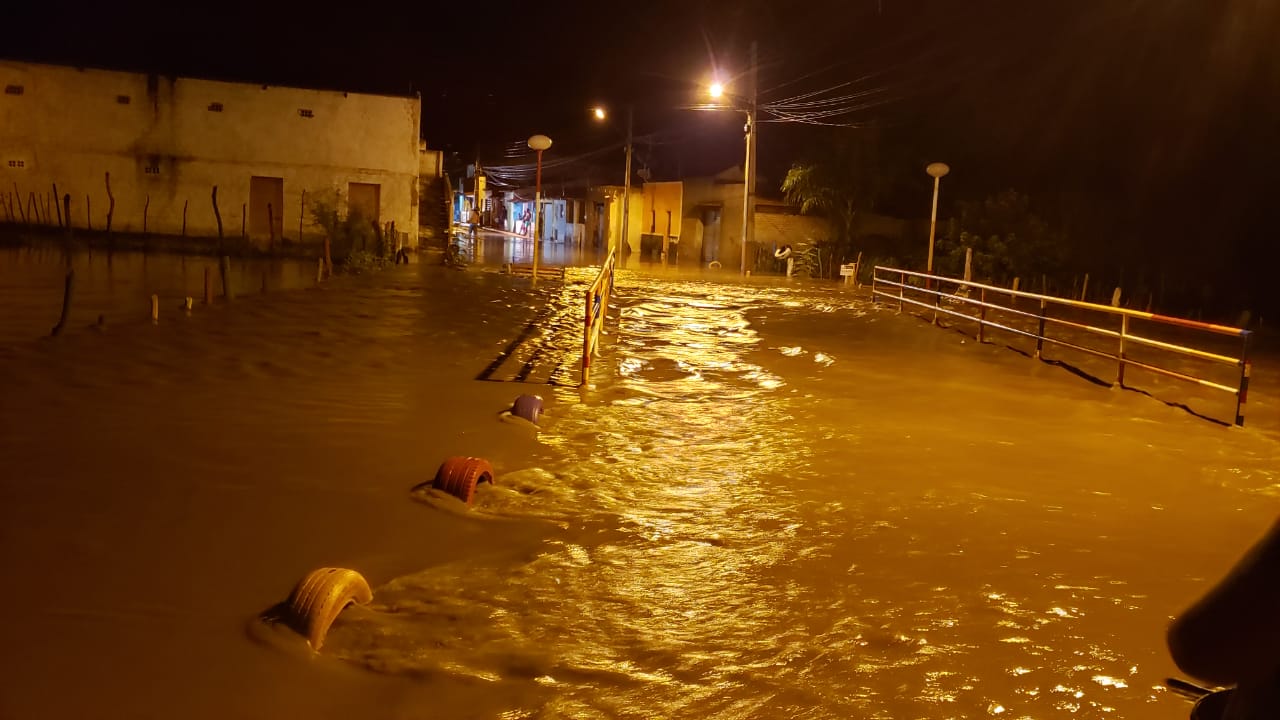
[285, 567, 373, 651]
[432, 456, 495, 505]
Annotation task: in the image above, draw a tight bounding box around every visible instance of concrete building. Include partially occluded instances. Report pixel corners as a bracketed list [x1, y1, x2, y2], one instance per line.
[594, 168, 837, 269]
[584, 184, 642, 257]
[0, 60, 421, 249]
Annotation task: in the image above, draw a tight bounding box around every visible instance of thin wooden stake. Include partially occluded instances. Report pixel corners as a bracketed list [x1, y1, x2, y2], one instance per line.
[51, 270, 75, 336]
[104, 172, 115, 234]
[182, 200, 188, 236]
[211, 186, 223, 239]
[267, 202, 275, 251]
[143, 195, 150, 234]
[220, 255, 233, 300]
[13, 183, 27, 223]
[52, 183, 63, 227]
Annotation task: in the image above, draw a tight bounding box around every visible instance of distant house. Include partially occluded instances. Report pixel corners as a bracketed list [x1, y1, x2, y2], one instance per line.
[0, 60, 422, 248]
[586, 167, 838, 268]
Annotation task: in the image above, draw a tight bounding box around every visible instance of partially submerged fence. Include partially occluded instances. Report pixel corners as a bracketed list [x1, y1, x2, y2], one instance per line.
[581, 249, 617, 386]
[871, 267, 1252, 426]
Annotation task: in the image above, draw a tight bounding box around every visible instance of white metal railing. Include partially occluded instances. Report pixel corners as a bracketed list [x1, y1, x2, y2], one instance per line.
[581, 248, 617, 386]
[871, 266, 1253, 426]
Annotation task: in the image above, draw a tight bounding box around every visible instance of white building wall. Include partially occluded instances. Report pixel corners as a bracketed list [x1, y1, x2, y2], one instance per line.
[0, 61, 420, 246]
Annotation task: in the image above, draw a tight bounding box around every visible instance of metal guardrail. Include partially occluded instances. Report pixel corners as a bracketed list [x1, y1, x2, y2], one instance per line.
[581, 248, 617, 386]
[871, 266, 1252, 426]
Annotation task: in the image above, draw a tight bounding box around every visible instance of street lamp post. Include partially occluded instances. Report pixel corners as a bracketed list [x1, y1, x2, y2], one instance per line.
[741, 103, 755, 276]
[707, 41, 757, 275]
[621, 106, 633, 264]
[592, 106, 633, 263]
[528, 134, 553, 284]
[925, 162, 950, 280]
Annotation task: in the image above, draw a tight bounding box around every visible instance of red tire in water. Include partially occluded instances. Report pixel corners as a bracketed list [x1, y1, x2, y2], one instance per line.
[431, 456, 494, 505]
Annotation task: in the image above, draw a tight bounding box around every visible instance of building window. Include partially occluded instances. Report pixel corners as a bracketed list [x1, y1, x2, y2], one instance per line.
[144, 165, 160, 175]
[7, 160, 25, 168]
[3, 84, 23, 96]
[116, 95, 131, 104]
[297, 108, 314, 118]
[208, 102, 223, 112]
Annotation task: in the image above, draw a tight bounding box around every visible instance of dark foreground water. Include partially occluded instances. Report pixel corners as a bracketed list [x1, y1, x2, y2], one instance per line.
[1, 261, 1277, 719]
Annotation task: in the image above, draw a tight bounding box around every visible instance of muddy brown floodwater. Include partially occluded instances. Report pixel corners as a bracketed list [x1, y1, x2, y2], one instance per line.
[1, 257, 1278, 719]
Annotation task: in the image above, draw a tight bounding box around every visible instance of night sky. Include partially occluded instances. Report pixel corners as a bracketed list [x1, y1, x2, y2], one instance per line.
[9, 0, 1278, 310]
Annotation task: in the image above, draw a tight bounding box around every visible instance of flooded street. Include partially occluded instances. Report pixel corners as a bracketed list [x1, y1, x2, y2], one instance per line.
[0, 247, 320, 345]
[2, 258, 1278, 718]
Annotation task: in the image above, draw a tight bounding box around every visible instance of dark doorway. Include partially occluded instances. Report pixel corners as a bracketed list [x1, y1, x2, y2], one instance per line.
[249, 176, 284, 244]
[701, 207, 721, 264]
[348, 182, 381, 225]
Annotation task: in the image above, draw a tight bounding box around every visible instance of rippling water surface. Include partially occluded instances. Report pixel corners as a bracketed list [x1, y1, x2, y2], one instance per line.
[2, 261, 1278, 719]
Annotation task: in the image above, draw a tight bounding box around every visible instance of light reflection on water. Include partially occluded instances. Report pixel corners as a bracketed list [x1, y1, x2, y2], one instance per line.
[319, 275, 1219, 718]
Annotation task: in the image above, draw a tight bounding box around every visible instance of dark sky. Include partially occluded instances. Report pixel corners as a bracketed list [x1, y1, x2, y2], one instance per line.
[9, 1, 1279, 296]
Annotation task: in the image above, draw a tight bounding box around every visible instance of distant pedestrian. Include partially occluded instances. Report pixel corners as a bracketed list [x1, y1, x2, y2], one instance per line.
[469, 206, 481, 240]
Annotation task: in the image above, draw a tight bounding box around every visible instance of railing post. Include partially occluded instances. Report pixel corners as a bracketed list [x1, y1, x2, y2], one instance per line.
[1035, 298, 1047, 359]
[581, 286, 592, 386]
[978, 287, 986, 343]
[871, 268, 878, 305]
[1236, 332, 1251, 427]
[898, 270, 904, 313]
[932, 283, 941, 325]
[1117, 314, 1129, 387]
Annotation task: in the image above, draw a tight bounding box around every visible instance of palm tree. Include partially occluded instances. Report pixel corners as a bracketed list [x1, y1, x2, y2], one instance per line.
[780, 134, 893, 273]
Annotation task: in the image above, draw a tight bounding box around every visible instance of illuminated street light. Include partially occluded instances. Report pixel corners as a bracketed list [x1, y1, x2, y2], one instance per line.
[592, 106, 633, 262]
[925, 162, 951, 279]
[528, 134, 553, 284]
[702, 51, 757, 276]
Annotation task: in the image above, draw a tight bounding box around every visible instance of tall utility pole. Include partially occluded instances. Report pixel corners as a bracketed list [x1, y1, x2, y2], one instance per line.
[740, 40, 758, 276]
[620, 105, 633, 261]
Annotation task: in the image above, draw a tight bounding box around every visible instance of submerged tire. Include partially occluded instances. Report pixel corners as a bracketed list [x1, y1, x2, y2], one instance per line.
[511, 394, 543, 423]
[432, 456, 495, 505]
[286, 567, 373, 651]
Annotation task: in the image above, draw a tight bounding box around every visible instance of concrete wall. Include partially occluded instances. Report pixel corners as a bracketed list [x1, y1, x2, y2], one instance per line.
[681, 176, 745, 266]
[0, 61, 420, 247]
[585, 185, 642, 256]
[418, 145, 443, 180]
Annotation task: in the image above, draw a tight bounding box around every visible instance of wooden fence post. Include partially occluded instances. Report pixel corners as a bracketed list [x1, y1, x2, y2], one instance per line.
[104, 172, 115, 235]
[50, 270, 75, 336]
[220, 255, 233, 301]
